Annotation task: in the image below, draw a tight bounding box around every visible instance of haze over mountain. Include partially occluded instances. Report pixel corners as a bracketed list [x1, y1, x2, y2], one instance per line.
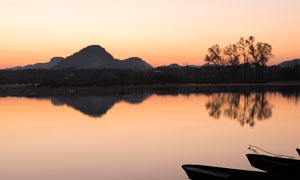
[7, 45, 153, 71]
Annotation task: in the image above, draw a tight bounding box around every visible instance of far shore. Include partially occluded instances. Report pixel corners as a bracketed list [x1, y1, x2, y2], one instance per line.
[1, 81, 300, 89]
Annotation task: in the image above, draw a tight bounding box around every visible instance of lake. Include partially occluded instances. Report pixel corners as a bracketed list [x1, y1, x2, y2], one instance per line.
[1, 85, 300, 180]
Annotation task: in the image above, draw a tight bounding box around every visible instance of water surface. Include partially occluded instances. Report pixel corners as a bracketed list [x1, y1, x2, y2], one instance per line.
[1, 85, 300, 180]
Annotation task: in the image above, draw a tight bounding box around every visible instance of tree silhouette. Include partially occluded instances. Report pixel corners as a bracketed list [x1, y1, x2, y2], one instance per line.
[237, 37, 250, 64]
[205, 44, 224, 65]
[256, 42, 274, 66]
[204, 36, 274, 81]
[224, 44, 240, 66]
[205, 36, 274, 67]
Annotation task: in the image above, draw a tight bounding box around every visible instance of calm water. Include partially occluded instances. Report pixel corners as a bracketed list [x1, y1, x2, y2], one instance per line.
[1, 85, 300, 180]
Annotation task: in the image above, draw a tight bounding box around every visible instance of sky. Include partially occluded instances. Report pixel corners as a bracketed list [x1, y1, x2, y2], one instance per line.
[1, 0, 300, 68]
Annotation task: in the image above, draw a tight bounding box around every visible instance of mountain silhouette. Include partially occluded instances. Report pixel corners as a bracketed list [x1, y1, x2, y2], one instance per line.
[118, 57, 153, 70]
[7, 45, 153, 71]
[278, 59, 300, 68]
[8, 57, 64, 70]
[53, 45, 116, 69]
[53, 45, 152, 70]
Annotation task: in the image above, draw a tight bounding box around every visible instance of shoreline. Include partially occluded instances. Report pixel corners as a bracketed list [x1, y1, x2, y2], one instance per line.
[1, 81, 300, 89]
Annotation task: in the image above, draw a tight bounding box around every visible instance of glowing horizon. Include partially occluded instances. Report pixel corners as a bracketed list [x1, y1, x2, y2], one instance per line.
[1, 0, 300, 69]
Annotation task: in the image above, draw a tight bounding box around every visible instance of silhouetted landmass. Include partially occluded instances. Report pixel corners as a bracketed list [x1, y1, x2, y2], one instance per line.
[9, 57, 64, 70]
[1, 43, 299, 86]
[278, 59, 300, 68]
[1, 63, 300, 86]
[7, 45, 152, 71]
[0, 85, 299, 123]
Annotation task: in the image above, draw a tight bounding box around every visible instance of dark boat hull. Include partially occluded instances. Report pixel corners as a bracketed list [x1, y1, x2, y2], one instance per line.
[182, 164, 298, 180]
[246, 154, 300, 173]
[297, 148, 300, 156]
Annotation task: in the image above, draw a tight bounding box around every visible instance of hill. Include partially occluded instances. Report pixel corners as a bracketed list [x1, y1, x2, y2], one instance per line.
[8, 57, 64, 70]
[278, 59, 300, 68]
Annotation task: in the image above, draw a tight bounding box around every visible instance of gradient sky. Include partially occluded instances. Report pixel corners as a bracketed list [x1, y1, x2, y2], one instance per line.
[1, 0, 300, 68]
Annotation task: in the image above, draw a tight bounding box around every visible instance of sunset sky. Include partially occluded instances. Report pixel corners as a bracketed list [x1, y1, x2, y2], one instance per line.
[1, 0, 300, 68]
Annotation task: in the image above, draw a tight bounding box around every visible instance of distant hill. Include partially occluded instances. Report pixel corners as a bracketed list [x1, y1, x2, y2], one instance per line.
[8, 57, 64, 70]
[155, 63, 209, 71]
[117, 57, 153, 70]
[8, 45, 153, 71]
[278, 59, 300, 68]
[155, 63, 183, 71]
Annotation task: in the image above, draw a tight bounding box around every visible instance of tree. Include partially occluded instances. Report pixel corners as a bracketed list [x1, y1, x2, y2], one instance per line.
[203, 36, 274, 81]
[256, 42, 274, 66]
[205, 44, 224, 65]
[244, 36, 274, 66]
[223, 44, 240, 66]
[246, 36, 259, 64]
[237, 37, 250, 64]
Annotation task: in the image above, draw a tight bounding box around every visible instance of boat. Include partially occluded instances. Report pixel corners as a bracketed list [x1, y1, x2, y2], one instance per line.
[297, 148, 300, 156]
[246, 154, 300, 173]
[182, 164, 298, 180]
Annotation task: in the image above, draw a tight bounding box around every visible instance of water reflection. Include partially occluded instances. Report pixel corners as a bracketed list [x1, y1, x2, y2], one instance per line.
[0, 85, 299, 125]
[206, 92, 273, 127]
[49, 92, 151, 117]
[50, 96, 119, 117]
[1, 85, 300, 180]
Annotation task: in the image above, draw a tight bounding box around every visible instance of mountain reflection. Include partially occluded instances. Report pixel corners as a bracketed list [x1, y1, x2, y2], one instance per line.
[51, 96, 119, 117]
[49, 92, 151, 117]
[206, 92, 273, 127]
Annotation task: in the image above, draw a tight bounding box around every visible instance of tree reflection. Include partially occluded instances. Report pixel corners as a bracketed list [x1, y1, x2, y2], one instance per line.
[206, 92, 273, 127]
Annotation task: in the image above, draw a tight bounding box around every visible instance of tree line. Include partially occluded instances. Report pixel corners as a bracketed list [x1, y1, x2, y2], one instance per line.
[205, 36, 274, 67]
[0, 64, 299, 86]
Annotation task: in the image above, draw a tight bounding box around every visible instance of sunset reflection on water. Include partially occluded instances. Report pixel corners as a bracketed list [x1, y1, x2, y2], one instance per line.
[0, 87, 299, 180]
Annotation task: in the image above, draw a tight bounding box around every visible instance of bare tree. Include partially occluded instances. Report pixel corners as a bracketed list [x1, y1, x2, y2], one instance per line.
[246, 36, 259, 64]
[237, 37, 250, 64]
[223, 44, 240, 66]
[203, 36, 274, 81]
[205, 44, 224, 65]
[256, 42, 274, 66]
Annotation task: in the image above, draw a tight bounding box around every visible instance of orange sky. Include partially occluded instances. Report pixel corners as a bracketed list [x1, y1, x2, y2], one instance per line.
[1, 0, 300, 69]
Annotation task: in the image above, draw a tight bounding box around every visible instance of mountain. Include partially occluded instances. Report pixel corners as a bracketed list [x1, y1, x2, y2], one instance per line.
[155, 63, 205, 70]
[7, 57, 64, 70]
[8, 45, 153, 71]
[53, 45, 116, 69]
[118, 57, 153, 70]
[278, 59, 300, 68]
[155, 63, 183, 71]
[53, 45, 152, 70]
[167, 63, 182, 69]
